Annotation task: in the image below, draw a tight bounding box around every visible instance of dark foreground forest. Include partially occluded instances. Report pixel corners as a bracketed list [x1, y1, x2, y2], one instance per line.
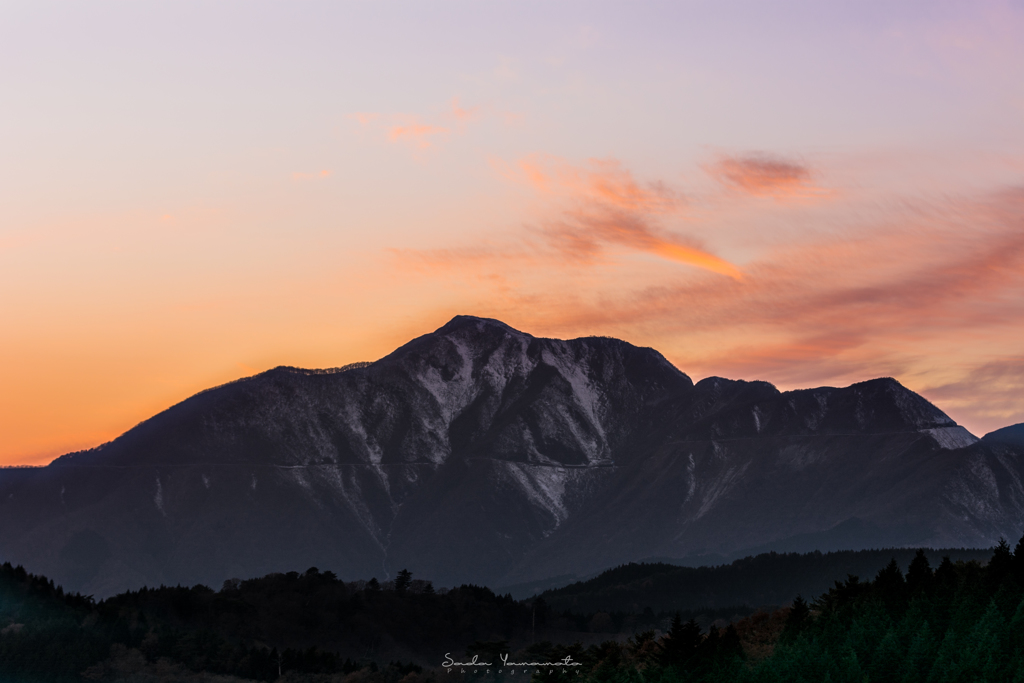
[3, 540, 1024, 682]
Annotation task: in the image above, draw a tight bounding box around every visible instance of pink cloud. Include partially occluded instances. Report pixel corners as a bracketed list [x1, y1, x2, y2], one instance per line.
[450, 97, 479, 123]
[487, 154, 742, 278]
[706, 153, 832, 201]
[350, 97, 481, 151]
[350, 112, 380, 126]
[919, 357, 1024, 435]
[388, 121, 449, 149]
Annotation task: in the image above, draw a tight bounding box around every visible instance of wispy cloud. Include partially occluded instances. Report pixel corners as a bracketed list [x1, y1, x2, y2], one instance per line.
[920, 356, 1024, 435]
[388, 120, 449, 149]
[450, 97, 479, 123]
[349, 97, 481, 152]
[350, 112, 380, 126]
[706, 153, 831, 201]
[515, 155, 682, 212]
[491, 155, 743, 278]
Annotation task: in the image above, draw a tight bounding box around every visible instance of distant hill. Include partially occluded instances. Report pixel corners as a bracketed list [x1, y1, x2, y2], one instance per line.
[2, 316, 1023, 597]
[984, 423, 1024, 449]
[536, 547, 996, 613]
[0, 560, 734, 681]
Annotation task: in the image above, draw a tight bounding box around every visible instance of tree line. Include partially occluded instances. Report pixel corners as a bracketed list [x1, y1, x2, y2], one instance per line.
[2, 538, 1024, 681]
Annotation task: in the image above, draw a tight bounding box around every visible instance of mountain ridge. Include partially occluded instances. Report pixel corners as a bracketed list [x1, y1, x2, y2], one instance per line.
[0, 315, 1020, 597]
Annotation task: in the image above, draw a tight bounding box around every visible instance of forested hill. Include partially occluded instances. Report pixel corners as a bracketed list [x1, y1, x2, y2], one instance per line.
[1, 542, 1021, 682]
[538, 547, 994, 614]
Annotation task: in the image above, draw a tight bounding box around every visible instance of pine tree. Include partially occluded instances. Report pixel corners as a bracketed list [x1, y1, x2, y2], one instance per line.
[784, 595, 811, 640]
[961, 601, 1009, 682]
[872, 627, 903, 683]
[906, 550, 933, 595]
[394, 569, 412, 595]
[1013, 532, 1024, 580]
[926, 629, 963, 683]
[900, 620, 936, 683]
[987, 538, 1013, 590]
[659, 614, 701, 669]
[838, 646, 865, 683]
[1008, 600, 1024, 682]
[875, 558, 907, 616]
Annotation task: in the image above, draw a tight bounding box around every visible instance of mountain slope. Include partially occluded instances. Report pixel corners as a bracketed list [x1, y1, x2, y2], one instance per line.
[0, 316, 1021, 596]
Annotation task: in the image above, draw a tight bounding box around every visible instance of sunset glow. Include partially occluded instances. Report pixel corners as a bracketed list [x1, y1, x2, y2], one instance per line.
[2, 1, 1023, 464]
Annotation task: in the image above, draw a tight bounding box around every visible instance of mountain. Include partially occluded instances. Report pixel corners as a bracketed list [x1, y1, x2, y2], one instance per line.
[1, 315, 1022, 597]
[984, 423, 1024, 449]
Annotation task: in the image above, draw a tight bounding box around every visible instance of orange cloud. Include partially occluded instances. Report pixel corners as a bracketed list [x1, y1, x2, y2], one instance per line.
[351, 98, 479, 152]
[706, 154, 831, 201]
[488, 155, 741, 278]
[451, 97, 479, 122]
[388, 121, 449, 149]
[475, 156, 741, 278]
[650, 243, 745, 280]
[350, 112, 379, 125]
[920, 357, 1024, 435]
[516, 155, 682, 213]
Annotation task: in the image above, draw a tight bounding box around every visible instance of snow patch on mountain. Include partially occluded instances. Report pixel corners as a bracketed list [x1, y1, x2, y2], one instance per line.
[417, 337, 475, 421]
[154, 477, 165, 516]
[694, 461, 750, 520]
[501, 462, 571, 532]
[923, 427, 979, 450]
[779, 442, 826, 470]
[318, 465, 386, 549]
[804, 393, 829, 431]
[542, 347, 605, 433]
[286, 467, 318, 506]
[685, 452, 697, 503]
[945, 455, 1001, 520]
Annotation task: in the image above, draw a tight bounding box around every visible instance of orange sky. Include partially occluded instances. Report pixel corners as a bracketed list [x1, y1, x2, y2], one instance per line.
[2, 1, 1024, 465]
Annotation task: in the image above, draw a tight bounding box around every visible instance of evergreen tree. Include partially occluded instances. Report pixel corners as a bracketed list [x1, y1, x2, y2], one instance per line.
[783, 595, 811, 640]
[872, 627, 903, 683]
[926, 629, 963, 683]
[900, 620, 936, 683]
[906, 550, 933, 595]
[394, 569, 412, 595]
[837, 645, 866, 683]
[952, 600, 1007, 682]
[659, 614, 701, 670]
[874, 558, 907, 616]
[933, 557, 958, 606]
[721, 624, 742, 657]
[1013, 532, 1024, 580]
[1010, 598, 1024, 659]
[987, 538, 1013, 590]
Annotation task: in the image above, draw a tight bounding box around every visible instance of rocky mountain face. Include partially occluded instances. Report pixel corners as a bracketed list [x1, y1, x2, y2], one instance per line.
[1, 316, 1022, 597]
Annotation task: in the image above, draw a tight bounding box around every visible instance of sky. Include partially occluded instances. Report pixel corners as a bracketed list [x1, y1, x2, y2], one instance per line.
[2, 0, 1023, 465]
